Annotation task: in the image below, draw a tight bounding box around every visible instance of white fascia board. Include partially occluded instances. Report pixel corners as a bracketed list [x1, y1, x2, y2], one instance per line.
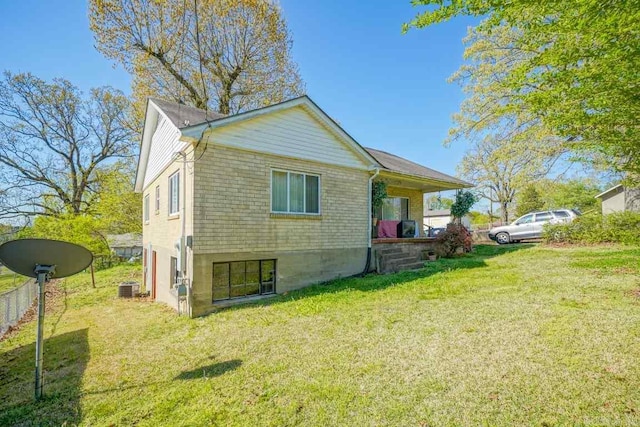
[594, 183, 623, 199]
[134, 101, 157, 193]
[134, 99, 182, 193]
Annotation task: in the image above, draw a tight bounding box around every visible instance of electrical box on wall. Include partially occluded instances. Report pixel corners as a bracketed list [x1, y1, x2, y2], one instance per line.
[186, 235, 193, 248]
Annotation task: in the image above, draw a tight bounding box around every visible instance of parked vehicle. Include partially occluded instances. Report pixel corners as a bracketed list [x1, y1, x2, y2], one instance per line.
[488, 209, 580, 244]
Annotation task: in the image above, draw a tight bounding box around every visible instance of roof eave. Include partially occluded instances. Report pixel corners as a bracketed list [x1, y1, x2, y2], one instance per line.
[594, 183, 622, 199]
[379, 169, 473, 190]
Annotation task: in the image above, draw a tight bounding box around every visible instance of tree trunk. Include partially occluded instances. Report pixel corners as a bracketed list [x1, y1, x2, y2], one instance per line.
[501, 201, 509, 224]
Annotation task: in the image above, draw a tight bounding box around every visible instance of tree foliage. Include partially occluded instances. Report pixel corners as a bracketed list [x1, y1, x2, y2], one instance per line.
[406, 0, 640, 174]
[515, 185, 544, 217]
[450, 190, 477, 221]
[20, 215, 111, 256]
[458, 133, 559, 223]
[0, 72, 135, 220]
[425, 195, 454, 210]
[89, 160, 142, 234]
[90, 0, 305, 118]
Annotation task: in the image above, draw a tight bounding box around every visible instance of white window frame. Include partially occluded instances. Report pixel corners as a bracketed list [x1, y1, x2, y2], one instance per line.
[143, 194, 150, 223]
[270, 169, 321, 215]
[155, 185, 160, 214]
[168, 171, 180, 216]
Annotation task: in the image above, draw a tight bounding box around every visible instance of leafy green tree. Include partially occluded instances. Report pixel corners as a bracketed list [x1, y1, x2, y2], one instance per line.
[451, 190, 477, 222]
[425, 195, 454, 210]
[405, 0, 640, 175]
[89, 161, 142, 234]
[515, 185, 544, 217]
[468, 211, 493, 227]
[0, 72, 135, 220]
[458, 133, 558, 224]
[90, 0, 304, 119]
[537, 179, 602, 213]
[20, 215, 110, 256]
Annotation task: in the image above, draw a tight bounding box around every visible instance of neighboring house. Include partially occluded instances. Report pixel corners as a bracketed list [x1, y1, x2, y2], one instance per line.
[595, 184, 640, 214]
[107, 233, 143, 259]
[423, 209, 471, 231]
[135, 96, 471, 316]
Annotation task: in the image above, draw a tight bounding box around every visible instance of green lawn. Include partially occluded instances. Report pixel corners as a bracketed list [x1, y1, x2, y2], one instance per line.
[1, 245, 640, 426]
[0, 271, 28, 293]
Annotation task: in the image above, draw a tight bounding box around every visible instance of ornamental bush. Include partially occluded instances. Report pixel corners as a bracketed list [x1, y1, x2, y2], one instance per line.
[435, 223, 473, 257]
[543, 212, 640, 245]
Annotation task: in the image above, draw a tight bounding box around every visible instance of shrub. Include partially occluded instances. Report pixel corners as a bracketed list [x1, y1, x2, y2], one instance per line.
[435, 223, 473, 257]
[543, 212, 640, 245]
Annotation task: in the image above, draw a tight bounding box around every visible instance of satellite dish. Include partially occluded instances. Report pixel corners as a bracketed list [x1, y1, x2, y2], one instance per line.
[0, 239, 93, 278]
[0, 238, 93, 400]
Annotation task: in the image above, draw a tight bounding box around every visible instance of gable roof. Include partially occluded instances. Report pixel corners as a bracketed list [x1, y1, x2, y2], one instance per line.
[594, 184, 623, 199]
[136, 96, 474, 193]
[149, 98, 225, 128]
[365, 147, 472, 188]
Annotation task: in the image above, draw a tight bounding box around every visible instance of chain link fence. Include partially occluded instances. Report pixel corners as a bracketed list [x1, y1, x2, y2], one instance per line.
[0, 276, 37, 337]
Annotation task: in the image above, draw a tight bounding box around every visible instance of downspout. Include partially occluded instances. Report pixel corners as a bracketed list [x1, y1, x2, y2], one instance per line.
[361, 167, 380, 276]
[178, 150, 189, 316]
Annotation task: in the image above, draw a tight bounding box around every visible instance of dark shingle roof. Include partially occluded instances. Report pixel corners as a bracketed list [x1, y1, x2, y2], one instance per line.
[150, 98, 225, 129]
[365, 147, 472, 187]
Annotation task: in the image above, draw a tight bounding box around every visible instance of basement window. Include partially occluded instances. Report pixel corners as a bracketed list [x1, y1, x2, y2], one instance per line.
[212, 259, 276, 302]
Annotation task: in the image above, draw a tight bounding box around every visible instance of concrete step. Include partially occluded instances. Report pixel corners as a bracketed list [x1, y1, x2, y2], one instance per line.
[380, 252, 416, 262]
[379, 255, 417, 268]
[379, 258, 425, 274]
[377, 248, 408, 256]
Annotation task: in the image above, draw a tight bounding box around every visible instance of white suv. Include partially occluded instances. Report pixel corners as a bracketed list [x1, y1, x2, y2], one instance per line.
[489, 209, 580, 244]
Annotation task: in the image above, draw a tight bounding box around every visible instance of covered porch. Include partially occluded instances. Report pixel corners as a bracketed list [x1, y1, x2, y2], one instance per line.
[363, 148, 473, 273]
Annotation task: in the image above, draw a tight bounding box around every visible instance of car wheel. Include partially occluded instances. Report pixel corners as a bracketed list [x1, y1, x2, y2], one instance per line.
[496, 232, 510, 245]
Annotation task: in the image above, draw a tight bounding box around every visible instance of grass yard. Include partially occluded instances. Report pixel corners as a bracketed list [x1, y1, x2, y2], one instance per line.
[0, 271, 28, 294]
[1, 244, 640, 426]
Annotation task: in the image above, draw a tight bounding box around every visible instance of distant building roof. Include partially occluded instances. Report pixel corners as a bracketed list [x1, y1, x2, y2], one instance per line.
[594, 184, 623, 199]
[365, 148, 472, 188]
[107, 233, 142, 248]
[149, 98, 225, 129]
[424, 209, 452, 217]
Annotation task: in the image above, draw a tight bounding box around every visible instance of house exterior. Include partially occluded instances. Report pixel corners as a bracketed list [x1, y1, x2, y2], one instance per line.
[595, 184, 640, 214]
[423, 209, 471, 232]
[135, 96, 471, 316]
[107, 233, 143, 259]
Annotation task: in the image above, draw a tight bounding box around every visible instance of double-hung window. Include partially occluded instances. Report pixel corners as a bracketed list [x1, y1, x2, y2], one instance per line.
[271, 170, 320, 214]
[143, 194, 150, 222]
[155, 185, 160, 213]
[168, 171, 180, 215]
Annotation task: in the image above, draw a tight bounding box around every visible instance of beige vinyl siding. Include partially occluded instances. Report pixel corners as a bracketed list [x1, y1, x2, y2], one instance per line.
[143, 115, 185, 189]
[203, 106, 369, 170]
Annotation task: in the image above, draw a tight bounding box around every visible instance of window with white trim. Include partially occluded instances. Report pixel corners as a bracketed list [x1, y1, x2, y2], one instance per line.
[155, 185, 160, 213]
[271, 170, 320, 214]
[143, 194, 150, 222]
[168, 171, 180, 215]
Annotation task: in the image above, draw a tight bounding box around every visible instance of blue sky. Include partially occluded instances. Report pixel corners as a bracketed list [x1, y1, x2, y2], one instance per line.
[0, 0, 477, 186]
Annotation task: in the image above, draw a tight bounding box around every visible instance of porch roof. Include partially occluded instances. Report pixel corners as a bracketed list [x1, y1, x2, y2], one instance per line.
[365, 147, 473, 192]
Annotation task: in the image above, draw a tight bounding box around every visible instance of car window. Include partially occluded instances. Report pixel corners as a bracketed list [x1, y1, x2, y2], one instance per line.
[515, 214, 534, 225]
[535, 212, 553, 222]
[552, 210, 570, 218]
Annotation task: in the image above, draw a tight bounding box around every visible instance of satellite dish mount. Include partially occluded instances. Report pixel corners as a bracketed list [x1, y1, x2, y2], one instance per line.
[0, 239, 92, 400]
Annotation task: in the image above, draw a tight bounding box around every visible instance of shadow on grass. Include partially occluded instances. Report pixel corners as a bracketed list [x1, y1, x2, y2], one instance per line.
[174, 359, 242, 380]
[216, 243, 536, 314]
[0, 328, 89, 426]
